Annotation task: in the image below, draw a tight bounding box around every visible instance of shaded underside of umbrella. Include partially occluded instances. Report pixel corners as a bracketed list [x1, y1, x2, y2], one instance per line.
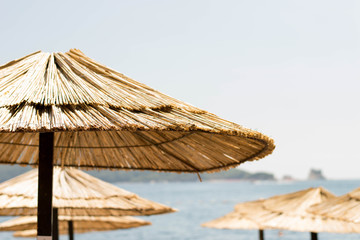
[309, 187, 360, 224]
[0, 49, 275, 173]
[258, 187, 360, 233]
[0, 215, 150, 233]
[0, 167, 175, 216]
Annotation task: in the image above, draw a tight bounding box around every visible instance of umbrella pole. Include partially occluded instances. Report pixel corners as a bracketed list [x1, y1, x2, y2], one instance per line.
[258, 229, 264, 240]
[310, 232, 318, 240]
[53, 208, 59, 240]
[68, 220, 74, 240]
[37, 132, 54, 240]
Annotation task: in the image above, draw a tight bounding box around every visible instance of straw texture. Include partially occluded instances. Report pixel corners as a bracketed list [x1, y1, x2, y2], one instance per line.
[259, 187, 360, 233]
[309, 187, 360, 223]
[202, 200, 265, 230]
[0, 215, 150, 234]
[0, 167, 175, 216]
[203, 188, 360, 234]
[0, 49, 275, 173]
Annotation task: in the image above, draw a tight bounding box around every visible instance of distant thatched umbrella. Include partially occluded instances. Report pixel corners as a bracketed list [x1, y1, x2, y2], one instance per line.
[0, 215, 150, 239]
[203, 188, 360, 240]
[259, 187, 360, 240]
[0, 49, 275, 239]
[309, 187, 360, 224]
[0, 167, 175, 216]
[202, 200, 267, 240]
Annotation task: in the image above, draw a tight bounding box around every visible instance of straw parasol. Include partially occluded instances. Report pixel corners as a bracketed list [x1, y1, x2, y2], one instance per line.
[309, 187, 360, 224]
[0, 215, 151, 239]
[258, 187, 360, 240]
[203, 188, 360, 240]
[202, 200, 267, 240]
[0, 167, 175, 216]
[0, 49, 275, 239]
[0, 49, 275, 171]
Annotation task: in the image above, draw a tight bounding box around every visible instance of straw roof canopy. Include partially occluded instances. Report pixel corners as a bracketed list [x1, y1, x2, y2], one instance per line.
[309, 187, 360, 223]
[258, 187, 360, 233]
[262, 187, 334, 216]
[202, 200, 266, 230]
[0, 49, 275, 173]
[14, 230, 41, 238]
[0, 215, 150, 234]
[0, 167, 175, 216]
[203, 188, 360, 234]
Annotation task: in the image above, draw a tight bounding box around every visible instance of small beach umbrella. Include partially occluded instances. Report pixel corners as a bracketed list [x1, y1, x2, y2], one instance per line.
[258, 187, 360, 240]
[0, 49, 275, 239]
[0, 215, 151, 239]
[308, 187, 360, 224]
[202, 200, 267, 240]
[0, 167, 175, 216]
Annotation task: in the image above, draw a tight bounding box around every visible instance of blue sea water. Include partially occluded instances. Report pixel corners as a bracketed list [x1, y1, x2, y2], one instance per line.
[0, 180, 360, 240]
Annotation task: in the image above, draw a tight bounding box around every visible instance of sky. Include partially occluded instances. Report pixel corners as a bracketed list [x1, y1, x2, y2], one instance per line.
[1, 0, 360, 179]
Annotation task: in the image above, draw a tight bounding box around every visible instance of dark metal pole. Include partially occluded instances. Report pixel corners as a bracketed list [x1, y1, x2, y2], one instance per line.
[311, 232, 318, 240]
[52, 208, 59, 240]
[68, 220, 74, 240]
[37, 132, 54, 240]
[259, 229, 264, 240]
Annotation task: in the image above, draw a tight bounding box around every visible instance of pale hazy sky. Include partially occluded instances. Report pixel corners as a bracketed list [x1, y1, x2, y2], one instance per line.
[1, 0, 360, 179]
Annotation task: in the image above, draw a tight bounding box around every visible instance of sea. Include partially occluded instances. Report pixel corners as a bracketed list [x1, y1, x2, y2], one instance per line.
[0, 179, 360, 240]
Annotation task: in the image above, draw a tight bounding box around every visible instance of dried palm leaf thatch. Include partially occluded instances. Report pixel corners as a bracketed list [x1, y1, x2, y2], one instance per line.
[202, 213, 260, 230]
[0, 49, 275, 173]
[203, 188, 360, 234]
[309, 187, 360, 224]
[0, 215, 150, 234]
[258, 211, 360, 234]
[13, 230, 37, 238]
[14, 230, 60, 238]
[258, 187, 360, 233]
[262, 187, 334, 216]
[0, 167, 175, 216]
[202, 200, 266, 230]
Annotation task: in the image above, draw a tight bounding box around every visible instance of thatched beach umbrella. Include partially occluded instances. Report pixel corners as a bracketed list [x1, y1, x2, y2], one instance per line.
[0, 167, 175, 216]
[0, 49, 275, 239]
[202, 200, 267, 240]
[203, 188, 360, 240]
[258, 187, 360, 240]
[0, 215, 150, 239]
[309, 187, 360, 224]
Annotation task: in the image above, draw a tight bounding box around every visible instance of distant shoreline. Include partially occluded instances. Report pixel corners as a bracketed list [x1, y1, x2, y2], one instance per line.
[0, 165, 358, 183]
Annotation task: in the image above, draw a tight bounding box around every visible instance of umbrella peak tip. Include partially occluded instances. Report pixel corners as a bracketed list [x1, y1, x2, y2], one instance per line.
[35, 48, 83, 54]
